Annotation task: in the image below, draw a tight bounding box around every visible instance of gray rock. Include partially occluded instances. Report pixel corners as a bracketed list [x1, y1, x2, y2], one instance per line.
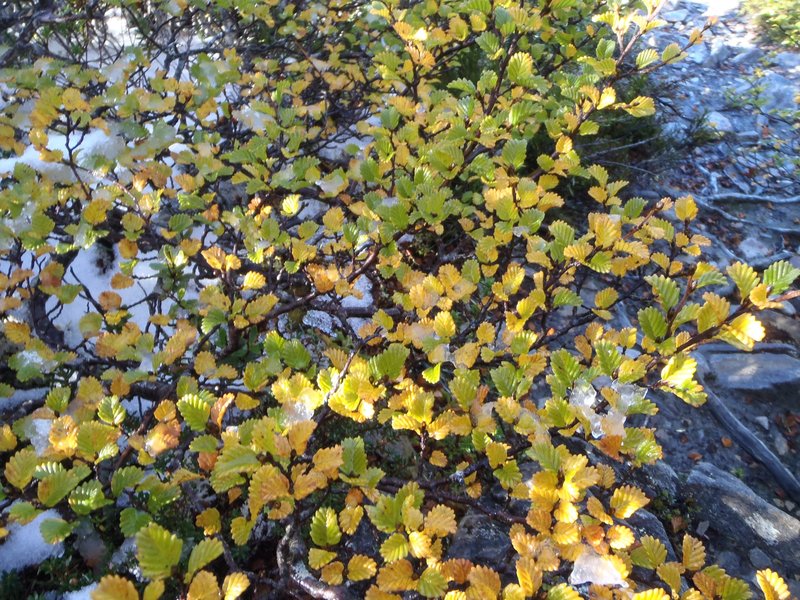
[715, 550, 742, 576]
[731, 47, 764, 66]
[704, 111, 734, 134]
[636, 460, 681, 502]
[688, 43, 709, 64]
[664, 8, 689, 22]
[685, 462, 800, 573]
[627, 510, 678, 562]
[737, 235, 771, 261]
[707, 39, 734, 67]
[447, 510, 510, 570]
[771, 52, 800, 70]
[759, 73, 799, 112]
[755, 416, 770, 431]
[749, 547, 771, 569]
[773, 431, 790, 456]
[706, 353, 800, 395]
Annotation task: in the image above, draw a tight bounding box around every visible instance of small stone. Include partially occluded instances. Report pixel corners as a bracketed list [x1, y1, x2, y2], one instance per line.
[755, 416, 770, 431]
[664, 8, 689, 22]
[731, 47, 764, 66]
[773, 431, 790, 456]
[704, 111, 734, 134]
[749, 547, 771, 569]
[707, 353, 800, 395]
[786, 500, 797, 511]
[687, 463, 800, 572]
[771, 52, 800, 70]
[759, 73, 798, 112]
[735, 130, 760, 143]
[715, 550, 742, 576]
[706, 39, 733, 67]
[737, 236, 771, 261]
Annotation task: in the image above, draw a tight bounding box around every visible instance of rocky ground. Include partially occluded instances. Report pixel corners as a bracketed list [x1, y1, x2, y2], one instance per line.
[350, 2, 800, 591]
[622, 0, 800, 589]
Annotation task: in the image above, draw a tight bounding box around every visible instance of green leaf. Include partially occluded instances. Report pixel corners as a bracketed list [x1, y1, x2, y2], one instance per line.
[341, 437, 367, 477]
[40, 518, 75, 544]
[112, 466, 145, 497]
[550, 349, 582, 390]
[635, 48, 659, 69]
[120, 507, 152, 537]
[726, 262, 759, 299]
[136, 522, 183, 579]
[310, 507, 341, 547]
[418, 566, 448, 598]
[379, 533, 409, 562]
[185, 538, 223, 582]
[508, 52, 533, 84]
[281, 339, 311, 370]
[98, 396, 127, 426]
[502, 139, 527, 170]
[638, 306, 668, 340]
[645, 275, 681, 311]
[69, 480, 111, 515]
[371, 343, 409, 380]
[763, 260, 800, 295]
[177, 394, 211, 432]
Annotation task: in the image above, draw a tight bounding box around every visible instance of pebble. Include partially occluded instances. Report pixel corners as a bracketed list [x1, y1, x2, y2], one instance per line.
[749, 547, 771, 570]
[773, 431, 790, 456]
[754, 416, 770, 431]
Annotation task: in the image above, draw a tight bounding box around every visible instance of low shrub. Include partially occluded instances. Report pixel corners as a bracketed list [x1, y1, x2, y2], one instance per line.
[0, 0, 797, 598]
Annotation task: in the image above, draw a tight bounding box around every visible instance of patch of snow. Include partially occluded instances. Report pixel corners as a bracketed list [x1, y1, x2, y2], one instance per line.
[303, 310, 335, 334]
[569, 546, 628, 588]
[63, 583, 99, 600]
[0, 509, 64, 573]
[25, 418, 53, 456]
[0, 386, 48, 412]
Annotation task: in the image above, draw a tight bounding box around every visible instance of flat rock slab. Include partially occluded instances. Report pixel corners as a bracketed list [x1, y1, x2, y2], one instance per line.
[686, 462, 800, 573]
[706, 353, 800, 394]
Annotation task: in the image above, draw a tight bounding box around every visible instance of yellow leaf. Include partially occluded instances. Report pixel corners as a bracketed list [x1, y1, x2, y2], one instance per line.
[339, 505, 364, 535]
[377, 559, 416, 592]
[609, 485, 649, 518]
[681, 534, 706, 571]
[242, 271, 266, 290]
[757, 569, 791, 600]
[222, 572, 250, 600]
[143, 580, 165, 600]
[187, 571, 221, 600]
[91, 575, 139, 600]
[348, 554, 377, 581]
[424, 505, 457, 537]
[321, 561, 344, 585]
[309, 547, 337, 569]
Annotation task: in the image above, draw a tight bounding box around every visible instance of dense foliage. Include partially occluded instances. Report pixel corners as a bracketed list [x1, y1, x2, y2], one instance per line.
[0, 0, 798, 598]
[742, 0, 800, 47]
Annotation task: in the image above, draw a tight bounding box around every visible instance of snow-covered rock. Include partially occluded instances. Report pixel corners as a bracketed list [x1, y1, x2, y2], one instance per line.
[0, 509, 64, 573]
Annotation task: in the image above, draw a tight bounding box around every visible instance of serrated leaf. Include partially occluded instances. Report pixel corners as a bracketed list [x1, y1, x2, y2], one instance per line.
[638, 306, 668, 340]
[120, 507, 152, 537]
[222, 572, 250, 600]
[185, 538, 223, 582]
[177, 394, 211, 432]
[39, 518, 75, 544]
[136, 522, 183, 579]
[763, 260, 800, 295]
[310, 507, 341, 547]
[92, 575, 139, 600]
